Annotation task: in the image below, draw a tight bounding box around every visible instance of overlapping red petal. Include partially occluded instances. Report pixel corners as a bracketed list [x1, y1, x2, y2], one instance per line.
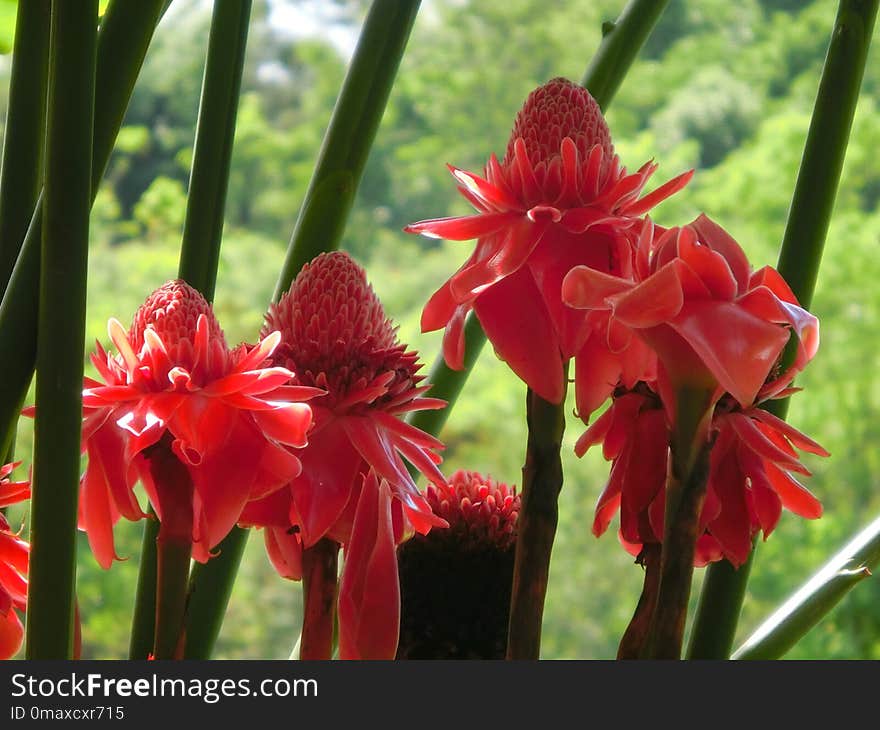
[0, 463, 29, 659]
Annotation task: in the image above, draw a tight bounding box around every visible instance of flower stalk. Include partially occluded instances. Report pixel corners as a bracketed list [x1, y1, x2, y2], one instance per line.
[688, 0, 879, 659]
[298, 539, 340, 660]
[130, 0, 253, 661]
[26, 0, 97, 659]
[0, 0, 50, 297]
[506, 381, 567, 660]
[0, 0, 168, 464]
[641, 387, 715, 659]
[185, 0, 423, 660]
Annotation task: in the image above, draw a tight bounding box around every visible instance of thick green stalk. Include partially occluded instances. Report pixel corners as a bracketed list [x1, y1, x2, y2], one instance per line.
[0, 0, 168, 463]
[273, 0, 421, 298]
[183, 0, 421, 660]
[687, 0, 878, 659]
[0, 0, 50, 296]
[26, 0, 97, 659]
[128, 0, 252, 659]
[732, 514, 880, 660]
[406, 0, 671, 442]
[506, 383, 567, 659]
[580, 0, 671, 110]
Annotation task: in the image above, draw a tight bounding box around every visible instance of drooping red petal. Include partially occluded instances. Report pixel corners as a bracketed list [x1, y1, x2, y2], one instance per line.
[264, 527, 303, 581]
[338, 476, 400, 660]
[574, 333, 621, 422]
[764, 461, 823, 519]
[473, 266, 565, 404]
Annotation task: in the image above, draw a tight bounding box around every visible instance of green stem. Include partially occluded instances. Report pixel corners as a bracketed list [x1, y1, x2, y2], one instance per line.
[129, 516, 160, 659]
[0, 0, 168, 464]
[642, 387, 714, 660]
[506, 382, 567, 659]
[0, 0, 50, 297]
[26, 0, 97, 660]
[733, 514, 880, 660]
[406, 0, 672, 444]
[580, 0, 671, 111]
[153, 539, 192, 660]
[298, 539, 340, 660]
[131, 0, 253, 661]
[178, 0, 252, 300]
[688, 0, 878, 659]
[185, 0, 422, 661]
[273, 0, 421, 298]
[182, 527, 249, 659]
[405, 313, 487, 435]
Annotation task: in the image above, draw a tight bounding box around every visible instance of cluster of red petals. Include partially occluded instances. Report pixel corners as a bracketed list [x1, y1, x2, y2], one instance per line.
[582, 379, 827, 567]
[425, 469, 520, 551]
[239, 252, 448, 660]
[562, 214, 819, 413]
[0, 463, 30, 659]
[406, 77, 692, 404]
[79, 280, 318, 566]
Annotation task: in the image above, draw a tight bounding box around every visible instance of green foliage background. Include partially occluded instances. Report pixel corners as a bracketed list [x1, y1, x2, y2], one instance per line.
[3, 0, 880, 658]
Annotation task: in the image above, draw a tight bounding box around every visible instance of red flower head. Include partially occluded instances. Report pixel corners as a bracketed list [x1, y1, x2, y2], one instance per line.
[563, 214, 820, 411]
[0, 463, 30, 659]
[581, 377, 827, 567]
[79, 280, 318, 566]
[397, 470, 520, 659]
[239, 252, 448, 658]
[406, 77, 692, 403]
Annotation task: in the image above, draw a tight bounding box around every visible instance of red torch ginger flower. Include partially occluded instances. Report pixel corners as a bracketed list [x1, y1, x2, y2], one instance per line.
[406, 77, 692, 404]
[563, 214, 819, 410]
[397, 470, 520, 659]
[79, 280, 318, 566]
[0, 463, 29, 659]
[582, 377, 827, 567]
[240, 252, 448, 659]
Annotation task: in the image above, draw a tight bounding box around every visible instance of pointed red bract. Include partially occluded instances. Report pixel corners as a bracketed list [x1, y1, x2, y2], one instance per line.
[405, 77, 692, 403]
[75, 280, 317, 566]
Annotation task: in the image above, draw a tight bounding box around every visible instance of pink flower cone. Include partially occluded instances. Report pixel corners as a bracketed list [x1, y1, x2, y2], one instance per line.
[563, 214, 820, 411]
[405, 77, 692, 404]
[0, 463, 30, 659]
[239, 252, 448, 659]
[78, 280, 319, 566]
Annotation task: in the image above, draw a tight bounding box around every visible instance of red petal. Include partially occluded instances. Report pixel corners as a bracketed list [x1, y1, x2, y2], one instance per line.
[473, 267, 565, 404]
[251, 403, 313, 448]
[561, 265, 632, 310]
[264, 527, 303, 581]
[0, 606, 23, 660]
[574, 333, 620, 422]
[404, 211, 520, 240]
[689, 213, 751, 293]
[729, 413, 811, 475]
[337, 476, 400, 660]
[749, 409, 830, 457]
[765, 461, 823, 519]
[623, 169, 694, 217]
[613, 261, 685, 328]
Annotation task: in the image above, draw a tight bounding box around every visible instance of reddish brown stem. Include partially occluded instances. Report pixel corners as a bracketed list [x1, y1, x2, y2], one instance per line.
[299, 538, 340, 660]
[617, 544, 662, 659]
[506, 384, 567, 660]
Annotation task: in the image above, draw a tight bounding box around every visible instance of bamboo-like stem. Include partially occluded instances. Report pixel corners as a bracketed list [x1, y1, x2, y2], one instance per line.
[128, 0, 253, 660]
[506, 382, 567, 659]
[184, 0, 422, 661]
[687, 0, 879, 659]
[405, 0, 672, 444]
[273, 0, 421, 298]
[298, 539, 340, 660]
[642, 386, 714, 660]
[0, 0, 168, 463]
[0, 0, 50, 297]
[26, 0, 98, 660]
[733, 513, 880, 660]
